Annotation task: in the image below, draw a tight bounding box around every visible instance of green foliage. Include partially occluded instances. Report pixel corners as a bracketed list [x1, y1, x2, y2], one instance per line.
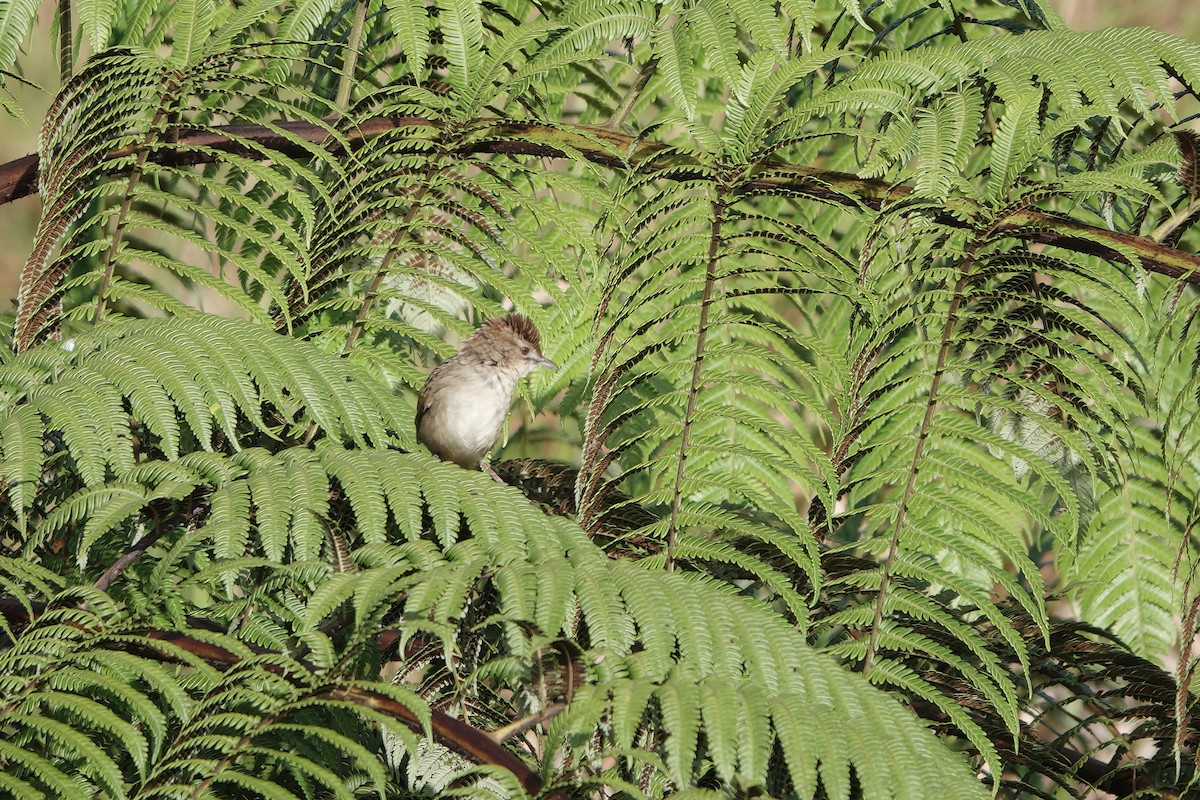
[0, 442, 987, 798]
[1, 0, 1199, 798]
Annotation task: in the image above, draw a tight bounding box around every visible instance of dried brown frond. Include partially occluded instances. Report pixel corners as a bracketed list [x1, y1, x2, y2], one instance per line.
[1175, 130, 1200, 199]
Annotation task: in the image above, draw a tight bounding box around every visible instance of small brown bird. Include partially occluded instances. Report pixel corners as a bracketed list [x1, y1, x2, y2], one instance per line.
[416, 313, 557, 479]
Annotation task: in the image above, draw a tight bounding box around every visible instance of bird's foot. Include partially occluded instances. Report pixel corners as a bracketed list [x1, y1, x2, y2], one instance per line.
[481, 461, 506, 483]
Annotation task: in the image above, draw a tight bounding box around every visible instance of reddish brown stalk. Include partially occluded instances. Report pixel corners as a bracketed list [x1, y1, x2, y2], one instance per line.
[92, 105, 171, 323]
[861, 241, 982, 676]
[1, 117, 1198, 283]
[666, 198, 725, 571]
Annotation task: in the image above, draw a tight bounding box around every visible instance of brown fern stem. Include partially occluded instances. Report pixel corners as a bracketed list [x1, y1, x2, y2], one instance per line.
[93, 103, 171, 323]
[0, 599, 561, 799]
[341, 178, 431, 355]
[604, 56, 658, 131]
[861, 242, 980, 676]
[666, 197, 725, 571]
[1, 117, 1198, 283]
[602, 0, 666, 132]
[94, 529, 163, 591]
[488, 702, 566, 744]
[161, 648, 554, 798]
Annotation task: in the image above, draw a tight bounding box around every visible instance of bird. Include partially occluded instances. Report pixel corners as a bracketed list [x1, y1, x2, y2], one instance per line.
[416, 313, 557, 480]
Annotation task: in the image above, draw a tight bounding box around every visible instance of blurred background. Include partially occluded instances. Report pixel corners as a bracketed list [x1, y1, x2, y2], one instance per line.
[2, 0, 1199, 309]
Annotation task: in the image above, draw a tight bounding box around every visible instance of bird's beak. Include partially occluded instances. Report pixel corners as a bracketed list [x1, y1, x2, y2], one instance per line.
[538, 356, 558, 371]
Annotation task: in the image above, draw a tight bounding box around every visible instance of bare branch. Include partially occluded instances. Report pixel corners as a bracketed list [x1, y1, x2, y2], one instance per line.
[1, 117, 1198, 283]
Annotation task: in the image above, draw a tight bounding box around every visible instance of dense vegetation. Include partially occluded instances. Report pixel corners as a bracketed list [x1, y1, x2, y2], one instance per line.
[1, 0, 1199, 797]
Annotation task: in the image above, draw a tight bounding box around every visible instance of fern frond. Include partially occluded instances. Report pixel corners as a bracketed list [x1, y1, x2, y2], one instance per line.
[0, 318, 411, 537]
[15, 47, 343, 348]
[0, 0, 38, 77]
[0, 603, 429, 798]
[912, 88, 983, 199]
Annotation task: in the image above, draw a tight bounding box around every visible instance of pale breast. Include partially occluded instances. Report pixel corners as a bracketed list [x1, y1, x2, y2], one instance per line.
[417, 366, 516, 469]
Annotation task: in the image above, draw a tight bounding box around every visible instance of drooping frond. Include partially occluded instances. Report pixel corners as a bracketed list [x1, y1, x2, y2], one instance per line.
[0, 317, 411, 538]
[1, 445, 991, 799]
[577, 134, 848, 591]
[14, 45, 341, 351]
[0, 595, 429, 799]
[0, 0, 39, 97]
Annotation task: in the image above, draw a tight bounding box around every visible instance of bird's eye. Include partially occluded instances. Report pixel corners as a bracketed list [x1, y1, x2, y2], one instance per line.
[520, 345, 531, 355]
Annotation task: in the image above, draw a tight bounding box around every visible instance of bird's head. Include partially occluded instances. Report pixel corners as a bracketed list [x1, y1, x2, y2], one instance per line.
[465, 313, 557, 377]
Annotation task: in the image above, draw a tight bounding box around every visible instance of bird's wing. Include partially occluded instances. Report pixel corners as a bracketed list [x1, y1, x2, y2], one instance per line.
[414, 363, 442, 432]
[415, 383, 430, 430]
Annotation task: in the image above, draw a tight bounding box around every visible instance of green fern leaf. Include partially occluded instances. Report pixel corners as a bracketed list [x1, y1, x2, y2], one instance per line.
[440, 0, 485, 97]
[75, 0, 117, 52]
[385, 0, 431, 82]
[913, 88, 983, 198]
[0, 0, 38, 75]
[170, 0, 216, 66]
[655, 20, 698, 122]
